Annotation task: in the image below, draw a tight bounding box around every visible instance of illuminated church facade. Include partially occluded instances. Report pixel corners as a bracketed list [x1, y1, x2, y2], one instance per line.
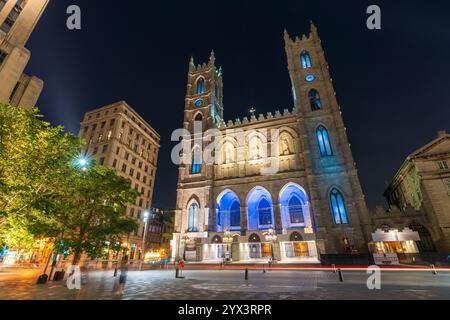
[171, 23, 373, 263]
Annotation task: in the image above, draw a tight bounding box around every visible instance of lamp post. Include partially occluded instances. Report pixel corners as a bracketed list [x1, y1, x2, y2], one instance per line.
[264, 228, 277, 262]
[181, 234, 190, 261]
[139, 209, 151, 271]
[223, 231, 233, 263]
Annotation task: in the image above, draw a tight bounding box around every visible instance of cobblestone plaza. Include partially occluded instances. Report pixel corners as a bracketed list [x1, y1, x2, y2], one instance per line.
[1, 268, 449, 300]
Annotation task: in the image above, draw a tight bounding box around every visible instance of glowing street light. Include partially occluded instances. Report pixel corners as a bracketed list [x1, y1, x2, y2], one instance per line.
[263, 228, 277, 261]
[223, 230, 234, 263]
[139, 209, 152, 271]
[74, 155, 91, 171]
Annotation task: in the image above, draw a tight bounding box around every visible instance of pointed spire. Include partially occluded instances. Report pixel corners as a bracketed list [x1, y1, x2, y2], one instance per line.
[283, 28, 291, 42]
[209, 50, 215, 65]
[310, 20, 318, 38]
[189, 56, 195, 72]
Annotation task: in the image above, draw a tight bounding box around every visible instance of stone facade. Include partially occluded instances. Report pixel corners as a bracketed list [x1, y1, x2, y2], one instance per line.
[78, 101, 160, 261]
[383, 131, 450, 252]
[0, 0, 47, 108]
[171, 23, 372, 263]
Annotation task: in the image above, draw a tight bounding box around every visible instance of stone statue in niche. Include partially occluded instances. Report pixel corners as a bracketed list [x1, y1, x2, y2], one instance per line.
[224, 143, 234, 163]
[249, 138, 261, 160]
[280, 135, 293, 155]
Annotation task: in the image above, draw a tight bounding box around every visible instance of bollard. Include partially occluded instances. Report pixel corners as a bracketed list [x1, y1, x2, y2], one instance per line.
[175, 267, 179, 278]
[338, 268, 344, 282]
[431, 264, 437, 275]
[245, 268, 249, 280]
[263, 264, 266, 273]
[332, 264, 337, 273]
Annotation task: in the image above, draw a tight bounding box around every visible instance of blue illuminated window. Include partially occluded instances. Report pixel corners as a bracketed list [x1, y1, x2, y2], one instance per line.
[309, 89, 322, 111]
[316, 125, 333, 157]
[305, 74, 315, 82]
[301, 50, 312, 69]
[230, 201, 240, 227]
[188, 203, 199, 231]
[197, 78, 205, 94]
[191, 158, 201, 174]
[195, 100, 204, 107]
[258, 198, 272, 225]
[330, 188, 348, 224]
[288, 196, 304, 224]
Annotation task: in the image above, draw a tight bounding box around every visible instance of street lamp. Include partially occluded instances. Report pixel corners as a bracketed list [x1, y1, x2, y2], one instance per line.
[74, 155, 91, 171]
[263, 228, 277, 262]
[181, 234, 190, 261]
[139, 209, 151, 271]
[223, 231, 234, 263]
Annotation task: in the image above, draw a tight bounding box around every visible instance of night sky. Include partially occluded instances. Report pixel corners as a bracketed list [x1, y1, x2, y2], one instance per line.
[24, 0, 450, 209]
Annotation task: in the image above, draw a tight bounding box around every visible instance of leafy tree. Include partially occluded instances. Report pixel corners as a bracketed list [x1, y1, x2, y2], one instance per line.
[0, 103, 81, 247]
[32, 165, 139, 265]
[0, 103, 139, 264]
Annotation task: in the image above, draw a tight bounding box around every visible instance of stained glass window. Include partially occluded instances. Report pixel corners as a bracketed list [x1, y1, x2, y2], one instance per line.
[330, 188, 348, 224]
[316, 125, 333, 157]
[301, 50, 312, 69]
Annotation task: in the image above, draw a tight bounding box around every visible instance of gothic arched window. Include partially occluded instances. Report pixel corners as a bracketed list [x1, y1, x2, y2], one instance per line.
[258, 198, 272, 225]
[309, 89, 322, 111]
[316, 125, 333, 157]
[188, 202, 199, 231]
[288, 196, 304, 224]
[197, 78, 205, 94]
[301, 50, 312, 69]
[191, 158, 201, 174]
[194, 113, 203, 121]
[330, 188, 348, 224]
[230, 201, 240, 227]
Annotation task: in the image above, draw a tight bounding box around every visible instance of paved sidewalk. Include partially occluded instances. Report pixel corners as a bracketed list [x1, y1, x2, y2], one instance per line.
[0, 268, 449, 300]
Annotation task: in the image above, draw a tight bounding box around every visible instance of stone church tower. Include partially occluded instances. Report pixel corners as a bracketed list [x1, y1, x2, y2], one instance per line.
[284, 23, 372, 254]
[172, 23, 372, 263]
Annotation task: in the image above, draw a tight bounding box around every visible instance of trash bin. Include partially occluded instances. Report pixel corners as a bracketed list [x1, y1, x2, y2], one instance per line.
[37, 274, 48, 284]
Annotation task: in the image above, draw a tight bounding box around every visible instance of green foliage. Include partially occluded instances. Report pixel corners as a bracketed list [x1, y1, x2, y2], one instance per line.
[0, 103, 139, 262]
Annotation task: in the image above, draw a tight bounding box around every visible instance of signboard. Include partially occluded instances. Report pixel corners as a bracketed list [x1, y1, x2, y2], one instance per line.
[373, 253, 400, 265]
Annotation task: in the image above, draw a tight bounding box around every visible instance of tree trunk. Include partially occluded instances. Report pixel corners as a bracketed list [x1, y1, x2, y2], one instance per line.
[72, 247, 82, 265]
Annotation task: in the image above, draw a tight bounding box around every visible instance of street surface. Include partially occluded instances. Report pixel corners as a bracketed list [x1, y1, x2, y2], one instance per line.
[1, 267, 449, 300]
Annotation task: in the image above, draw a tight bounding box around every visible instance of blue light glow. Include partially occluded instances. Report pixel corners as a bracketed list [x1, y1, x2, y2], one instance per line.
[197, 78, 205, 94]
[330, 188, 348, 224]
[301, 50, 312, 69]
[305, 74, 315, 82]
[279, 183, 308, 228]
[216, 190, 241, 232]
[316, 125, 333, 157]
[247, 187, 274, 230]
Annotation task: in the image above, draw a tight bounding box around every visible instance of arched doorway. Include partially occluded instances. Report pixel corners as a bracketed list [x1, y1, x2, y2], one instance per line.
[211, 235, 222, 244]
[290, 231, 303, 242]
[279, 183, 309, 229]
[248, 233, 261, 259]
[246, 187, 274, 230]
[409, 224, 436, 252]
[216, 190, 241, 232]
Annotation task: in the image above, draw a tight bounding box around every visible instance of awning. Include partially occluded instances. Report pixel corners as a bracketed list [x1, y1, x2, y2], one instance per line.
[371, 227, 420, 242]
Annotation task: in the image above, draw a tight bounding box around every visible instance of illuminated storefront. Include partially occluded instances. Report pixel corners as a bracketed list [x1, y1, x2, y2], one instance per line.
[369, 227, 420, 265]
